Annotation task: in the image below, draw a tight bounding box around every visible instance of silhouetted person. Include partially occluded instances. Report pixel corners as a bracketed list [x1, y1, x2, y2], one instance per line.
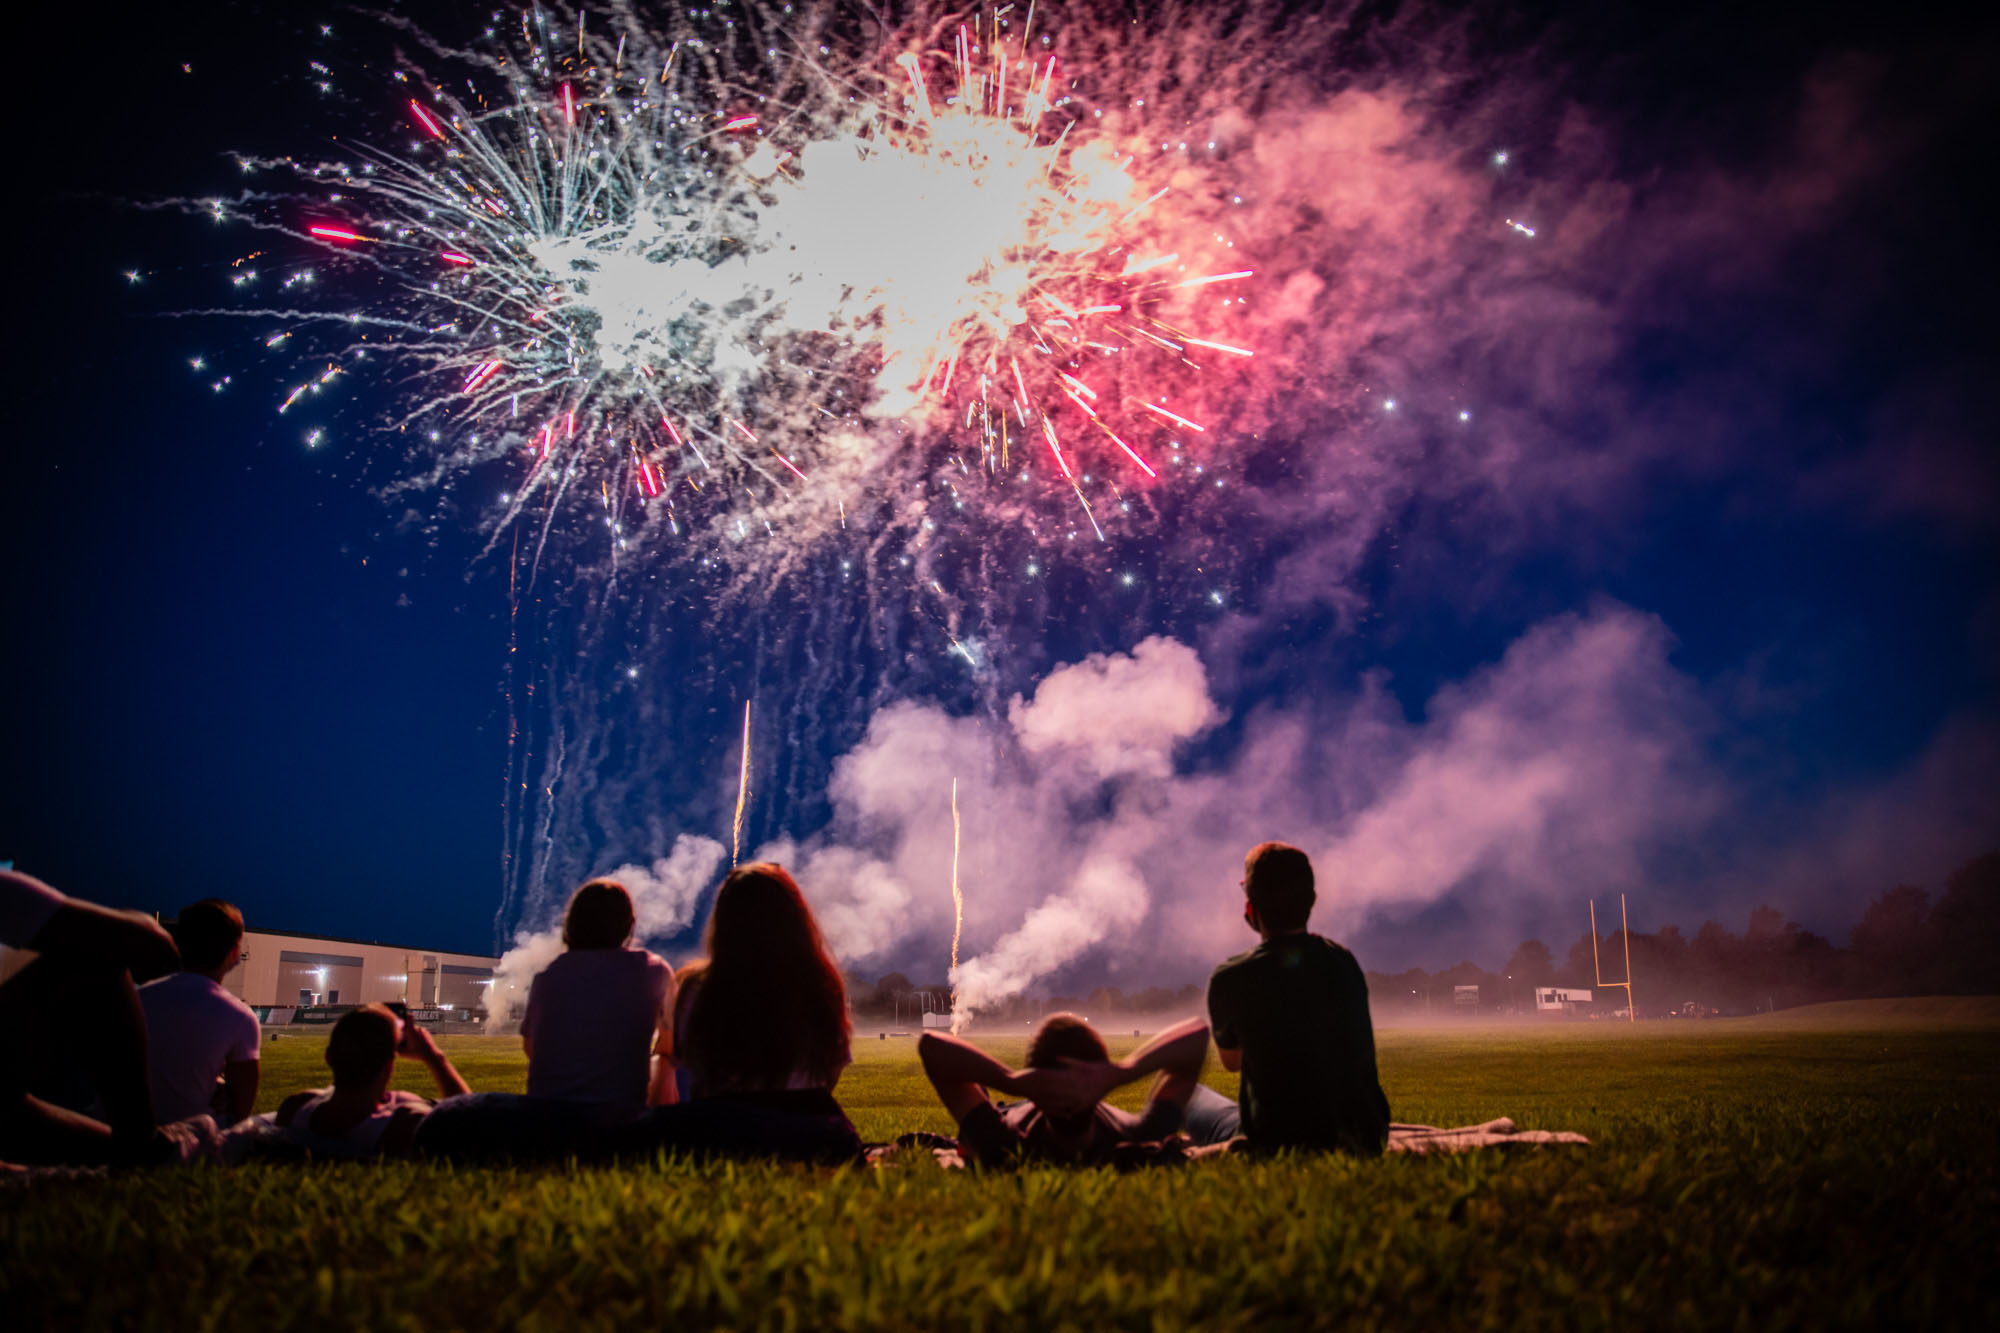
[0, 868, 206, 1166]
[139, 899, 260, 1125]
[522, 879, 675, 1108]
[919, 1013, 1233, 1166]
[649, 862, 859, 1161]
[276, 1003, 469, 1157]
[1207, 842, 1389, 1155]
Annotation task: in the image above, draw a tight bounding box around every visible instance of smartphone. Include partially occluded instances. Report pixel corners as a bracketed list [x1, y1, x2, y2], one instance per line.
[386, 1001, 411, 1024]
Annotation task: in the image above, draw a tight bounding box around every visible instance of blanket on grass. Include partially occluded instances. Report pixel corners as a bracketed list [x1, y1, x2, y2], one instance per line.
[1386, 1118, 1589, 1154]
[874, 1117, 1589, 1169]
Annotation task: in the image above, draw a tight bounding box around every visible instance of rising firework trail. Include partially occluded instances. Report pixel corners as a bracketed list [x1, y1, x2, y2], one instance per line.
[732, 699, 752, 868]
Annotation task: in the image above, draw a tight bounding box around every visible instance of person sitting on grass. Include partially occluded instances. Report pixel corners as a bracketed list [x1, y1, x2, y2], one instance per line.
[918, 1014, 1234, 1167]
[1206, 841, 1390, 1156]
[413, 879, 674, 1163]
[275, 1003, 469, 1158]
[636, 862, 859, 1162]
[0, 868, 215, 1167]
[138, 899, 260, 1126]
[522, 878, 676, 1109]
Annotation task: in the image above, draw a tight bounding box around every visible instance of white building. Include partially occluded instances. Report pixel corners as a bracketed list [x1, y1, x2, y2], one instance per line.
[1535, 987, 1593, 1012]
[226, 928, 498, 1016]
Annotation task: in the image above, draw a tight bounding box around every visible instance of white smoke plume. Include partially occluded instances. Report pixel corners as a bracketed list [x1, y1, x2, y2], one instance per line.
[489, 833, 726, 1019]
[761, 605, 1721, 1021]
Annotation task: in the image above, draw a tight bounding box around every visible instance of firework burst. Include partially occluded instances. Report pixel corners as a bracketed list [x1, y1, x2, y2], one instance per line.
[183, 2, 1255, 569]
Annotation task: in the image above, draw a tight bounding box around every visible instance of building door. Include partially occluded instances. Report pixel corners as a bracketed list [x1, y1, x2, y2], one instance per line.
[420, 957, 439, 1006]
[327, 989, 340, 1005]
[299, 988, 313, 1006]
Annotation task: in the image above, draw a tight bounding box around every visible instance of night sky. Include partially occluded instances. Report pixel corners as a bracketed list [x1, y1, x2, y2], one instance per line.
[3, 0, 1994, 984]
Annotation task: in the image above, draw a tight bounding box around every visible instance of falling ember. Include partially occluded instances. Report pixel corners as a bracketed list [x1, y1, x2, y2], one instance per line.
[1173, 269, 1254, 289]
[307, 225, 363, 242]
[1103, 431, 1157, 478]
[463, 359, 503, 393]
[1041, 417, 1075, 480]
[722, 114, 760, 131]
[1140, 402, 1206, 432]
[948, 776, 964, 1019]
[1181, 337, 1253, 358]
[407, 99, 446, 140]
[731, 700, 751, 869]
[440, 251, 473, 266]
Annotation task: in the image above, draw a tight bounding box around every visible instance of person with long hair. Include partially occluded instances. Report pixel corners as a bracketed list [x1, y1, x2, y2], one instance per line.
[631, 863, 859, 1162]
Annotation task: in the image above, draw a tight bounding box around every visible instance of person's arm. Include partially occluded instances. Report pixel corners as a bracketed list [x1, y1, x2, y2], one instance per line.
[646, 966, 678, 1107]
[377, 1108, 431, 1157]
[1209, 976, 1243, 1072]
[1039, 1018, 1214, 1112]
[1118, 1018, 1211, 1105]
[399, 1024, 470, 1099]
[27, 901, 179, 982]
[519, 975, 538, 1060]
[647, 1030, 679, 1106]
[217, 1060, 260, 1123]
[275, 1090, 313, 1128]
[917, 1030, 1030, 1121]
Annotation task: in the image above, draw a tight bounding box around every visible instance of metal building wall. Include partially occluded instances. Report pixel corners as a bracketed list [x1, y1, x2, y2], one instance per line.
[228, 930, 498, 1009]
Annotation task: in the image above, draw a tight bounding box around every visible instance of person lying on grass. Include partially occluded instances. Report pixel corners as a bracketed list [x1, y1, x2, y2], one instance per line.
[1206, 841, 1390, 1156]
[917, 1014, 1238, 1167]
[275, 1004, 469, 1158]
[138, 898, 260, 1127]
[0, 868, 215, 1167]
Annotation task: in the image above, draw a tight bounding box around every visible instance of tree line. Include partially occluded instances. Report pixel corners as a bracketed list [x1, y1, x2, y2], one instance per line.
[846, 850, 1998, 1021]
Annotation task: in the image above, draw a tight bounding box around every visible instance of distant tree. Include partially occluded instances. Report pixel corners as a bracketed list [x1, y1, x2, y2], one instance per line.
[1851, 886, 1934, 995]
[1931, 852, 2000, 993]
[1745, 905, 1793, 943]
[1561, 934, 1602, 989]
[1503, 940, 1556, 990]
[856, 972, 914, 1020]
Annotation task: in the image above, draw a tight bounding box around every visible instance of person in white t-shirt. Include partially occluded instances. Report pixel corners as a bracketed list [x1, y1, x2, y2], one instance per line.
[0, 868, 211, 1166]
[521, 879, 676, 1108]
[138, 899, 261, 1125]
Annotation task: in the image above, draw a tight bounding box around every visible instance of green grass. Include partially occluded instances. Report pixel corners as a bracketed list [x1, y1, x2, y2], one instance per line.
[5, 999, 1997, 1330]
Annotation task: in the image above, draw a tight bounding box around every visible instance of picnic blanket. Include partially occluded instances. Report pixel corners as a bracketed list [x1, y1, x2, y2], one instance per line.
[873, 1116, 1588, 1169]
[1387, 1118, 1589, 1153]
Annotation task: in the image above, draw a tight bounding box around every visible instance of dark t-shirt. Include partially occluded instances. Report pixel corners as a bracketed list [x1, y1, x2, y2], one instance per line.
[956, 1097, 1184, 1167]
[1207, 933, 1389, 1154]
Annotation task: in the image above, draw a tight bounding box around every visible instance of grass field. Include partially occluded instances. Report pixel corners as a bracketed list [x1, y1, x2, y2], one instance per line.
[4, 999, 1996, 1330]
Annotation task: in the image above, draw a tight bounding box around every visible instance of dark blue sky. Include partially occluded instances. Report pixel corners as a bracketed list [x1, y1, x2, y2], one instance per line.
[2, 1, 1994, 972]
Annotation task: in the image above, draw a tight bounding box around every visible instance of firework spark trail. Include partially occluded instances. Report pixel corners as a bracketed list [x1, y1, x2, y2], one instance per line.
[732, 698, 752, 868]
[949, 775, 963, 978]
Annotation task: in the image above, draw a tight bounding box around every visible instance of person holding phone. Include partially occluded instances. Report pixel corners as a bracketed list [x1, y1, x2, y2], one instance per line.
[274, 1003, 469, 1158]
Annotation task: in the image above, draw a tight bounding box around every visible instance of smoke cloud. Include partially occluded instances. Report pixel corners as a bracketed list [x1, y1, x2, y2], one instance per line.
[759, 605, 1721, 1017]
[490, 833, 725, 1018]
